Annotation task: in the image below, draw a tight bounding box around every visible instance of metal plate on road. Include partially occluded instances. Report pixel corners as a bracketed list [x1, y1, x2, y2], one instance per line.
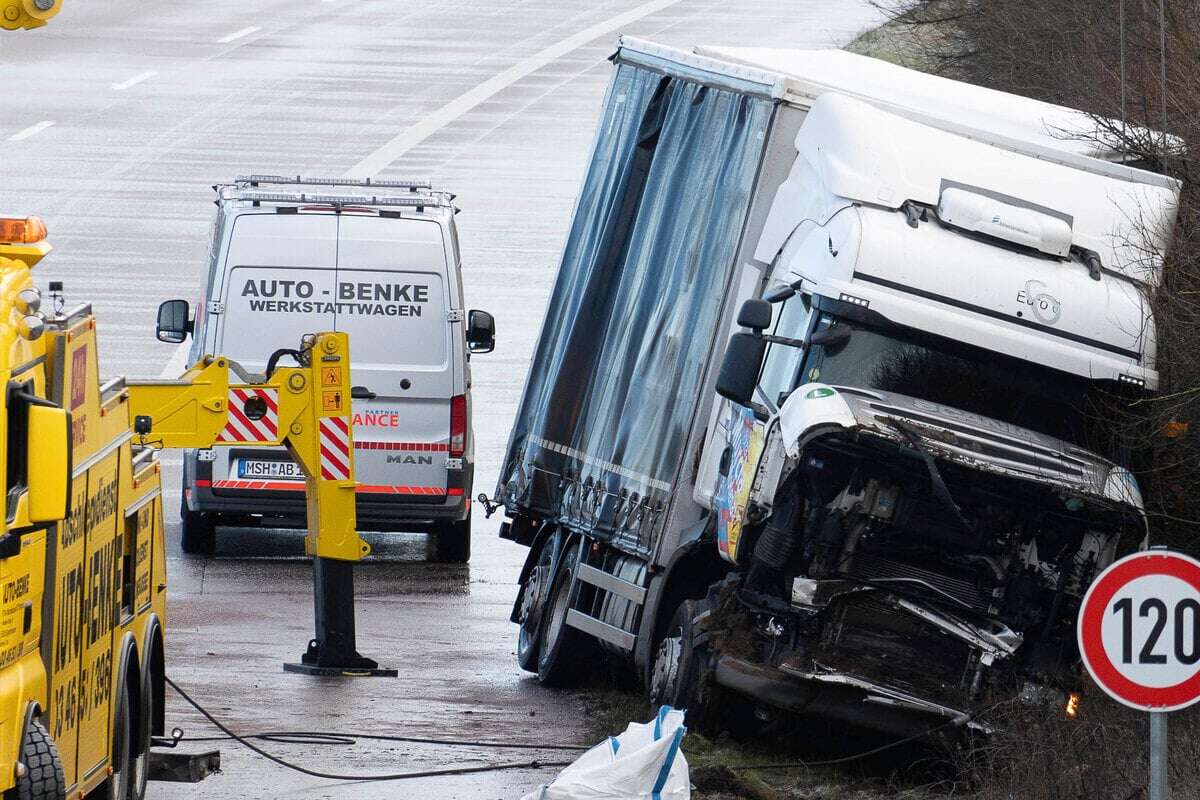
[237, 459, 304, 480]
[1078, 550, 1200, 711]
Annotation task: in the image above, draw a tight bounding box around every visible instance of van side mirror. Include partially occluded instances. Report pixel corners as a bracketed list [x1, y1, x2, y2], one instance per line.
[156, 299, 192, 343]
[26, 404, 71, 523]
[716, 332, 767, 407]
[466, 309, 495, 354]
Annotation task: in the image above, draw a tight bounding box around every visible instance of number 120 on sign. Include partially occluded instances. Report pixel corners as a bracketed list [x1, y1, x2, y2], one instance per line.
[1078, 551, 1200, 711]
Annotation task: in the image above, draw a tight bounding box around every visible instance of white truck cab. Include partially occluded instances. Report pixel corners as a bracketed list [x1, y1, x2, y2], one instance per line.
[160, 175, 495, 561]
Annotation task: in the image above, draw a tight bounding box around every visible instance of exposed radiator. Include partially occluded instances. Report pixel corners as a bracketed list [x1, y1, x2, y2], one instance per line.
[843, 551, 994, 613]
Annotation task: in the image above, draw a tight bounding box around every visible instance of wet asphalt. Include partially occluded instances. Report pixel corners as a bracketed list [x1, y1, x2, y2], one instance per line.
[0, 1, 883, 796]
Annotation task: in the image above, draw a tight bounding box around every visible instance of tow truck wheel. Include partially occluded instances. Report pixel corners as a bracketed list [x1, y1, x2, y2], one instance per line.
[431, 513, 471, 563]
[179, 497, 216, 556]
[129, 677, 153, 800]
[99, 683, 132, 800]
[536, 541, 589, 686]
[11, 719, 65, 800]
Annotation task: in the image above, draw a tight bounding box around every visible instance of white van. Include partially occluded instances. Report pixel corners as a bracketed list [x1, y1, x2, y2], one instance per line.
[158, 175, 494, 561]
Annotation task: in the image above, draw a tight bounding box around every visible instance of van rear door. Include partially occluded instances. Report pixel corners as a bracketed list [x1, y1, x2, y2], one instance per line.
[335, 214, 455, 500]
[212, 212, 338, 491]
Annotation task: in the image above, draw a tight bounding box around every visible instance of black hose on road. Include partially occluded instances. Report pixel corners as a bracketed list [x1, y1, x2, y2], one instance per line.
[165, 676, 576, 783]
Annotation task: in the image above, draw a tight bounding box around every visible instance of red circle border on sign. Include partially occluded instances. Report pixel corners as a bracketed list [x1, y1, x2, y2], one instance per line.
[1078, 552, 1200, 711]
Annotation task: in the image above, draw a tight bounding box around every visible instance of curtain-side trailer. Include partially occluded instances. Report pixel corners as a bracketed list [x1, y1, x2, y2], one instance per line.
[495, 38, 1179, 737]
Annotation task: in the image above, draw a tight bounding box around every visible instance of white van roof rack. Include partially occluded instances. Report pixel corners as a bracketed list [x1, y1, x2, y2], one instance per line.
[222, 187, 456, 210]
[235, 174, 436, 192]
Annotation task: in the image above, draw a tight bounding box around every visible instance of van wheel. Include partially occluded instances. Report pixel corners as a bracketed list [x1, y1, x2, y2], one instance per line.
[12, 719, 65, 800]
[99, 683, 132, 800]
[537, 542, 590, 687]
[431, 514, 471, 563]
[180, 497, 216, 556]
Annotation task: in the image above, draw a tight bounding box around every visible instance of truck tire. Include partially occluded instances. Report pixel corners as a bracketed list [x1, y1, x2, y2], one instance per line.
[99, 683, 132, 800]
[431, 514, 471, 563]
[516, 536, 555, 673]
[649, 599, 702, 711]
[130, 675, 153, 800]
[11, 719, 65, 800]
[648, 597, 730, 736]
[179, 497, 216, 556]
[536, 541, 590, 686]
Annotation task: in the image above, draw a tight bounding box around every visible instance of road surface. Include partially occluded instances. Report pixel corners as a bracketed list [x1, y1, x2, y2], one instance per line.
[0, 2, 882, 797]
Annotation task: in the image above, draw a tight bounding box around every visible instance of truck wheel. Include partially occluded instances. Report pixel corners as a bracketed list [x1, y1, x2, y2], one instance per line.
[99, 683, 132, 800]
[180, 497, 216, 556]
[649, 599, 701, 710]
[516, 536, 555, 673]
[129, 677, 153, 800]
[431, 514, 471, 563]
[11, 719, 65, 800]
[536, 542, 590, 687]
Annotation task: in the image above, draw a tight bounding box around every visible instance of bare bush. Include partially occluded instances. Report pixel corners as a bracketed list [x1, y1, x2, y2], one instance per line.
[862, 3, 1200, 797]
[878, 0, 1200, 549]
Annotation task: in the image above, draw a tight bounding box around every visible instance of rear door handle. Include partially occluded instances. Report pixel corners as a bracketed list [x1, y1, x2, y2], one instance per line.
[350, 386, 377, 400]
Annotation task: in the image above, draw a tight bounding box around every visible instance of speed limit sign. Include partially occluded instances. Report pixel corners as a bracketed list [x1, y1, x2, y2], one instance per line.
[1078, 550, 1200, 711]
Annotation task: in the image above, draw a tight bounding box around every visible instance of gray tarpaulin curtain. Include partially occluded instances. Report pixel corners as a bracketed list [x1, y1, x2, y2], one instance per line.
[499, 61, 772, 552]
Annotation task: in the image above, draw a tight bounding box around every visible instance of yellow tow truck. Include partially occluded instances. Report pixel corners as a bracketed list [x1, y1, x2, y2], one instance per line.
[0, 217, 377, 800]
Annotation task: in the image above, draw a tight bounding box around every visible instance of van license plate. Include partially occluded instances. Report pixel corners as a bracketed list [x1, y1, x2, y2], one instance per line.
[237, 460, 304, 480]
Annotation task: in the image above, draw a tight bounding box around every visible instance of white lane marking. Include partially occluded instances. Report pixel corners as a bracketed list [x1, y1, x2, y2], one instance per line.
[8, 120, 55, 142]
[217, 26, 261, 44]
[159, 342, 192, 378]
[348, 0, 684, 176]
[112, 70, 158, 91]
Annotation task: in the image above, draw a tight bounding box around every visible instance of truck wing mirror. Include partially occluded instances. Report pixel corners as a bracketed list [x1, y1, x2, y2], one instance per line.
[26, 404, 71, 523]
[466, 309, 495, 354]
[737, 298, 772, 331]
[716, 332, 767, 407]
[156, 299, 192, 343]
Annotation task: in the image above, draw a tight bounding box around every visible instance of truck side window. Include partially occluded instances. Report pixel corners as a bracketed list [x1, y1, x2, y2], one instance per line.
[757, 297, 811, 410]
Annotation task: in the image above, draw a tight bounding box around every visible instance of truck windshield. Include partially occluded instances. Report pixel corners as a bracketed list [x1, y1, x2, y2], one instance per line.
[798, 312, 1134, 456]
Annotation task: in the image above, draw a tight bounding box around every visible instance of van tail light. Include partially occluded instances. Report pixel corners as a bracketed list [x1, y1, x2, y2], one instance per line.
[449, 394, 466, 457]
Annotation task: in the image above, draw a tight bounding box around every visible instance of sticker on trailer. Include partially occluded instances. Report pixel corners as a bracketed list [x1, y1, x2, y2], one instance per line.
[1077, 550, 1200, 712]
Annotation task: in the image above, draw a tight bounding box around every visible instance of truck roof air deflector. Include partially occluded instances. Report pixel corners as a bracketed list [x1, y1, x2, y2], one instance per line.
[936, 186, 1073, 258]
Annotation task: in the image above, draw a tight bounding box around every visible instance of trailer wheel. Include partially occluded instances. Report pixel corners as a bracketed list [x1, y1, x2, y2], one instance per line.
[11, 719, 65, 800]
[516, 536, 555, 672]
[431, 514, 471, 563]
[179, 497, 216, 556]
[536, 541, 589, 686]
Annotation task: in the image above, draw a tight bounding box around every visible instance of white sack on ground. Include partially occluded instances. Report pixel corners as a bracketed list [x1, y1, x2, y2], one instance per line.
[521, 705, 689, 800]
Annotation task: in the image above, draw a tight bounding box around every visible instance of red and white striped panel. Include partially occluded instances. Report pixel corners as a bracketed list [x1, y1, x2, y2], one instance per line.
[319, 416, 352, 481]
[217, 388, 279, 443]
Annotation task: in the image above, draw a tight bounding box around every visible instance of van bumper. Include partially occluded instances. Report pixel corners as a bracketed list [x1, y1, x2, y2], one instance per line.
[183, 454, 471, 529]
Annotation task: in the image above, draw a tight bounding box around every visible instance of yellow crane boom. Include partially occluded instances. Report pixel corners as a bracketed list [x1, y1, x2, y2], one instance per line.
[123, 334, 392, 675]
[0, 0, 61, 30]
